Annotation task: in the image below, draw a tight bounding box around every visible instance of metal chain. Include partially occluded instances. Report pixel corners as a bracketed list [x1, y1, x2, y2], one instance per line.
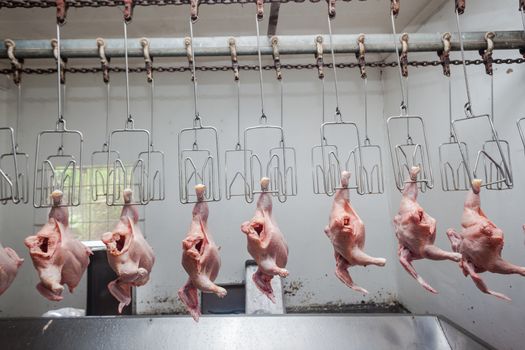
[0, 0, 354, 8]
[1, 58, 523, 76]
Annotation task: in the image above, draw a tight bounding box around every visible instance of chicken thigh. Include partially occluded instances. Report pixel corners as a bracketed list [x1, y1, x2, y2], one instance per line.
[0, 242, 23, 295]
[179, 184, 226, 322]
[324, 171, 386, 294]
[241, 177, 289, 303]
[24, 190, 92, 301]
[393, 166, 461, 294]
[101, 189, 155, 313]
[447, 179, 525, 301]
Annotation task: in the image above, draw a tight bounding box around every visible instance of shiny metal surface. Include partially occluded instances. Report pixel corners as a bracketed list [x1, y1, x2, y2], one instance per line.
[0, 314, 490, 350]
[1, 31, 524, 59]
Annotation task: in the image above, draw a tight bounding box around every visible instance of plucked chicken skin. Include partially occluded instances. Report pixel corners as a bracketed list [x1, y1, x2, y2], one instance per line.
[393, 166, 461, 294]
[324, 171, 386, 294]
[0, 242, 23, 295]
[241, 177, 289, 303]
[101, 189, 155, 313]
[447, 179, 525, 301]
[24, 190, 92, 301]
[179, 184, 226, 322]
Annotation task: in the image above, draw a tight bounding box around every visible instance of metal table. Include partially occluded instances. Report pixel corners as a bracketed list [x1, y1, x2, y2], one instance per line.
[0, 314, 492, 350]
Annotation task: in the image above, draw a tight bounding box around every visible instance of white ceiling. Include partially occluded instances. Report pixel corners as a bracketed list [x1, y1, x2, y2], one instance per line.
[0, 0, 446, 40]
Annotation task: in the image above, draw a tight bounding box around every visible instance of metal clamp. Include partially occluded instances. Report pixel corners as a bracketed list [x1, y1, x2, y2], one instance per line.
[356, 34, 366, 79]
[455, 0, 465, 15]
[479, 31, 495, 75]
[327, 0, 336, 19]
[400, 33, 409, 77]
[315, 36, 324, 79]
[51, 38, 67, 84]
[228, 38, 239, 81]
[56, 0, 68, 25]
[191, 0, 200, 22]
[4, 39, 23, 85]
[271, 36, 282, 80]
[438, 32, 451, 77]
[256, 0, 264, 20]
[96, 38, 110, 83]
[140, 38, 153, 83]
[124, 0, 134, 23]
[184, 37, 195, 81]
[391, 0, 400, 17]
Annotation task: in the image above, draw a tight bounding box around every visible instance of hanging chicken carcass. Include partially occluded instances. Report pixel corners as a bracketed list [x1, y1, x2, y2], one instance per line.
[324, 171, 386, 294]
[102, 189, 155, 313]
[241, 177, 289, 302]
[447, 179, 525, 301]
[24, 190, 92, 301]
[0, 242, 23, 295]
[179, 184, 227, 321]
[393, 166, 461, 293]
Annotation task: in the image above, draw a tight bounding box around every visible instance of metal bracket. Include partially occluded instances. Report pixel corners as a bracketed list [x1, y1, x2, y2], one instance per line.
[56, 0, 68, 25]
[256, 0, 264, 20]
[438, 32, 451, 77]
[184, 37, 195, 81]
[391, 0, 400, 17]
[228, 38, 239, 81]
[326, 0, 336, 19]
[315, 36, 324, 79]
[140, 38, 153, 83]
[455, 0, 465, 15]
[271, 36, 282, 81]
[479, 31, 495, 75]
[400, 33, 409, 77]
[96, 38, 110, 84]
[124, 0, 134, 23]
[51, 38, 67, 84]
[356, 34, 366, 79]
[4, 39, 23, 85]
[190, 0, 200, 22]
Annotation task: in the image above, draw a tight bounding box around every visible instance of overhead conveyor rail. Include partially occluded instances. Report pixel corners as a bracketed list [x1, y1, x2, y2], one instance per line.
[1, 32, 524, 60]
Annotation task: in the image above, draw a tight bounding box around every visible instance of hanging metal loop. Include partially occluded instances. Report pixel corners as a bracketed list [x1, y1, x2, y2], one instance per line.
[271, 36, 282, 81]
[140, 37, 154, 83]
[479, 31, 495, 75]
[56, 0, 68, 25]
[356, 34, 367, 79]
[400, 33, 409, 78]
[314, 36, 324, 79]
[123, 0, 134, 23]
[190, 0, 200, 22]
[51, 38, 67, 85]
[256, 0, 264, 20]
[326, 0, 336, 19]
[228, 38, 239, 81]
[391, 0, 400, 17]
[455, 0, 466, 15]
[4, 39, 23, 85]
[438, 32, 451, 77]
[96, 38, 110, 84]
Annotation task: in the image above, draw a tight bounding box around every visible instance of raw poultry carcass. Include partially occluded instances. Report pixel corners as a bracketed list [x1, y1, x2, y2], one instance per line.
[324, 171, 386, 294]
[24, 190, 92, 301]
[0, 242, 23, 295]
[102, 189, 155, 313]
[179, 184, 226, 322]
[447, 179, 525, 301]
[240, 177, 289, 303]
[393, 166, 461, 294]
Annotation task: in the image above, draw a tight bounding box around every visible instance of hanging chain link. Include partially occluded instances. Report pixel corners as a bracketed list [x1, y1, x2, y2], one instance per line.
[0, 58, 523, 76]
[0, 0, 353, 8]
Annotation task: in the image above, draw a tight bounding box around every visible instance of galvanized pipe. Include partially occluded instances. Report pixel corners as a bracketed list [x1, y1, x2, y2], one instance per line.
[1, 31, 524, 59]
